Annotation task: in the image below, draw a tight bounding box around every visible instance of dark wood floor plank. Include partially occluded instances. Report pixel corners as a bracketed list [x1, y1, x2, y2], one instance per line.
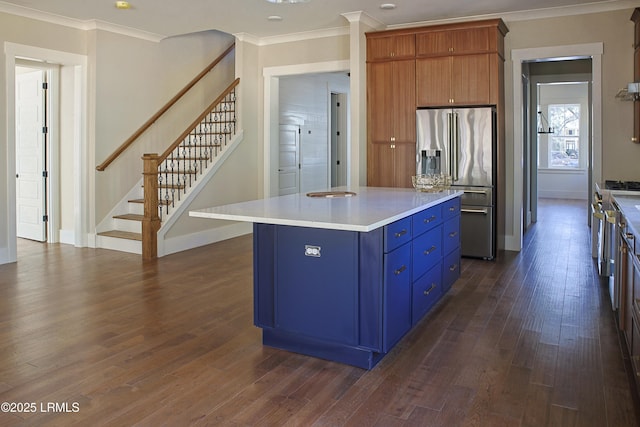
[0, 199, 637, 425]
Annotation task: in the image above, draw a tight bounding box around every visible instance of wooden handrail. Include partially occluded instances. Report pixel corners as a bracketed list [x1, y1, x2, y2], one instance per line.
[159, 78, 240, 163]
[96, 42, 236, 171]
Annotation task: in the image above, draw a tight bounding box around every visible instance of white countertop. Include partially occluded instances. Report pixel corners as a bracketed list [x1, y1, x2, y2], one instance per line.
[190, 187, 463, 232]
[613, 194, 640, 238]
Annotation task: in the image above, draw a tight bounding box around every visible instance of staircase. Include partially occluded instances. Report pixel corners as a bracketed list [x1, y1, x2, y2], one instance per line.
[95, 44, 239, 259]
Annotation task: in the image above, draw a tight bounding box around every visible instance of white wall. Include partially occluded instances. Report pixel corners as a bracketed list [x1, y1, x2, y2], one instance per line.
[279, 73, 350, 193]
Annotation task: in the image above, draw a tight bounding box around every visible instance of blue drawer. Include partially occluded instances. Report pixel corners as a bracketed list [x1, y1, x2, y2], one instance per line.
[443, 216, 460, 254]
[442, 197, 461, 220]
[412, 226, 442, 280]
[384, 217, 412, 253]
[443, 247, 461, 293]
[412, 204, 442, 237]
[412, 263, 442, 325]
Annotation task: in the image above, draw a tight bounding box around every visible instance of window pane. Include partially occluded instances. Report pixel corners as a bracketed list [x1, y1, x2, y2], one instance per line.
[548, 104, 580, 168]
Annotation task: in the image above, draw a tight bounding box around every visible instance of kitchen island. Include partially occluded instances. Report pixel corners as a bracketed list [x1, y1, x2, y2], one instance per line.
[190, 187, 463, 369]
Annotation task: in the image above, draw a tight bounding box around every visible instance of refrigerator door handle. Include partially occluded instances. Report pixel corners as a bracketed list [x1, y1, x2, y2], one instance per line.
[451, 112, 459, 182]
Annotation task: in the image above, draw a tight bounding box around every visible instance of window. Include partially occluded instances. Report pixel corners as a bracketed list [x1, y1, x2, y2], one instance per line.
[547, 104, 580, 168]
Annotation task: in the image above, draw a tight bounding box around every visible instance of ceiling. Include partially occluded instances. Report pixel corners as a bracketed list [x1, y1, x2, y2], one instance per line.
[0, 0, 635, 41]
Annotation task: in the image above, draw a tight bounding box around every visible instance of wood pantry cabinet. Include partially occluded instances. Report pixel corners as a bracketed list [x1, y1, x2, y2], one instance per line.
[366, 38, 416, 188]
[366, 19, 508, 188]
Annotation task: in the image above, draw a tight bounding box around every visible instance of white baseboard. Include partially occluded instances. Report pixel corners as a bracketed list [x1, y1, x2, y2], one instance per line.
[59, 229, 75, 245]
[162, 222, 252, 257]
[0, 247, 14, 265]
[538, 190, 587, 200]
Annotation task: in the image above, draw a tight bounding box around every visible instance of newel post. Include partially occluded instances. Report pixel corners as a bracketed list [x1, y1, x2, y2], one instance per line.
[142, 153, 161, 260]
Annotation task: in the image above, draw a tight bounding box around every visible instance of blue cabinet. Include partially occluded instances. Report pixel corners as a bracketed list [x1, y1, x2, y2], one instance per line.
[253, 195, 461, 369]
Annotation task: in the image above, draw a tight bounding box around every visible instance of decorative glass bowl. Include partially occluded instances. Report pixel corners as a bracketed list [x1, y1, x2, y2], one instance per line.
[412, 174, 452, 192]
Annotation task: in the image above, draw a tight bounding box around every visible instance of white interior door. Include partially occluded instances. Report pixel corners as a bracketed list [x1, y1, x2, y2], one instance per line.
[16, 69, 46, 242]
[278, 124, 300, 195]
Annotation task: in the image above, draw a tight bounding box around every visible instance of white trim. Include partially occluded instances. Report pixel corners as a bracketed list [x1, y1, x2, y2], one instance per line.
[262, 60, 350, 198]
[156, 130, 244, 257]
[163, 222, 252, 257]
[388, 0, 638, 30]
[0, 2, 164, 42]
[511, 42, 603, 252]
[4, 42, 89, 265]
[59, 229, 75, 245]
[246, 26, 350, 47]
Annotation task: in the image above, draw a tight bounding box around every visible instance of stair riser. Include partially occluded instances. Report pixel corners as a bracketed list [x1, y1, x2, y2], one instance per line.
[113, 218, 142, 233]
[128, 203, 144, 216]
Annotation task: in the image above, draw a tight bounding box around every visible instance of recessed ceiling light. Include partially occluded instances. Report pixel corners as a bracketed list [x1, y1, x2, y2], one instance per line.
[268, 15, 283, 21]
[380, 3, 396, 10]
[115, 1, 131, 9]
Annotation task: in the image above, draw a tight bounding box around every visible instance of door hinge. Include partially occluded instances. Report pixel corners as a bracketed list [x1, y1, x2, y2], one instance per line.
[42, 126, 48, 134]
[43, 215, 48, 222]
[42, 171, 48, 178]
[42, 82, 48, 90]
[336, 102, 341, 107]
[336, 131, 340, 136]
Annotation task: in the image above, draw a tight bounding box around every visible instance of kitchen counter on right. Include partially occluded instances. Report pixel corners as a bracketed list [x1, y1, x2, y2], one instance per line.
[613, 194, 640, 238]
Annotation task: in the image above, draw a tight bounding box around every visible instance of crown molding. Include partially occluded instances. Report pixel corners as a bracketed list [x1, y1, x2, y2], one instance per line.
[251, 26, 349, 46]
[388, 0, 639, 31]
[341, 11, 385, 30]
[0, 1, 165, 42]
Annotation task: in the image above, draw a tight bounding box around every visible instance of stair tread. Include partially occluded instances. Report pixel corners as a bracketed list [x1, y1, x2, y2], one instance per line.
[128, 199, 170, 206]
[113, 213, 144, 221]
[97, 230, 142, 241]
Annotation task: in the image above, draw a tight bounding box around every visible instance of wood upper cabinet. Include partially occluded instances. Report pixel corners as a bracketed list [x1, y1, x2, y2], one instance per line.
[415, 22, 505, 107]
[416, 53, 492, 106]
[367, 33, 415, 61]
[416, 27, 492, 57]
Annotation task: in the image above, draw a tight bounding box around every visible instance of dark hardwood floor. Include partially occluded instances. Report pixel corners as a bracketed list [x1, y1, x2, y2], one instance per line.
[0, 198, 638, 426]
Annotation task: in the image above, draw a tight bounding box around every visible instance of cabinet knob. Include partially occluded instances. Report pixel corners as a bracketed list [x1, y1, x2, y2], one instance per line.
[633, 137, 639, 143]
[449, 264, 458, 272]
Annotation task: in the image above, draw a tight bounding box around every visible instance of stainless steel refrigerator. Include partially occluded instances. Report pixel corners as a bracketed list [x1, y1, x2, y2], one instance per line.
[416, 107, 497, 260]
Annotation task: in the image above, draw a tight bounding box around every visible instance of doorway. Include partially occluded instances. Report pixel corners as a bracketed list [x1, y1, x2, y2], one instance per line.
[523, 59, 592, 231]
[3, 42, 89, 265]
[510, 43, 603, 252]
[15, 63, 57, 243]
[276, 71, 350, 195]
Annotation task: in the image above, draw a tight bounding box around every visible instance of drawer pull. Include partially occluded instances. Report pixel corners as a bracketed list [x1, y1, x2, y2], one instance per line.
[394, 265, 407, 275]
[394, 229, 408, 238]
[449, 206, 457, 212]
[424, 283, 437, 296]
[448, 231, 458, 238]
[423, 215, 437, 224]
[423, 246, 437, 255]
[449, 264, 458, 272]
